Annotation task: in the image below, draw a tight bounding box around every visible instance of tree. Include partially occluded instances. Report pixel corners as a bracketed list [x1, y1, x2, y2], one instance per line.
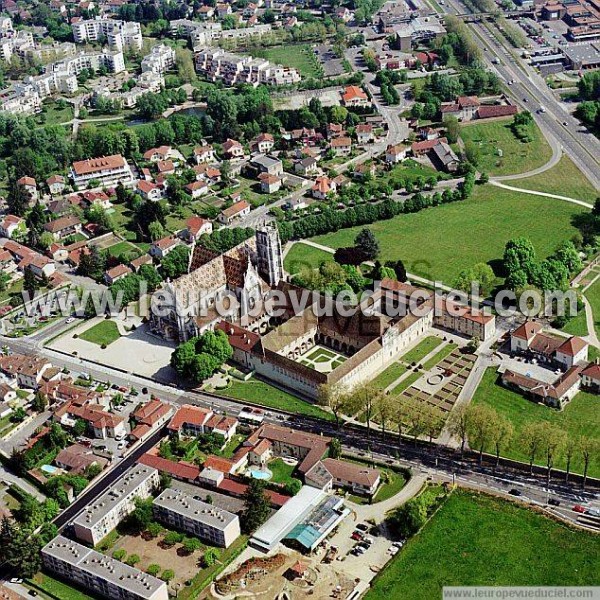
[161, 569, 175, 582]
[374, 393, 395, 441]
[125, 553, 141, 566]
[521, 421, 547, 474]
[203, 547, 221, 567]
[113, 549, 128, 561]
[284, 478, 302, 496]
[563, 436, 578, 483]
[146, 522, 163, 538]
[385, 260, 407, 282]
[7, 179, 29, 216]
[489, 414, 513, 468]
[445, 116, 460, 144]
[182, 537, 202, 553]
[329, 437, 342, 459]
[159, 471, 172, 491]
[3, 523, 43, 577]
[466, 404, 497, 464]
[317, 383, 349, 429]
[241, 479, 270, 534]
[579, 436, 598, 489]
[163, 531, 184, 546]
[32, 391, 47, 412]
[448, 404, 471, 457]
[538, 423, 566, 487]
[73, 418, 88, 437]
[128, 497, 154, 532]
[347, 383, 382, 442]
[354, 228, 380, 261]
[161, 245, 190, 279]
[147, 564, 161, 576]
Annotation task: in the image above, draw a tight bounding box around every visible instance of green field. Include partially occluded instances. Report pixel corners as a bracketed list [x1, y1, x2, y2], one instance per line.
[422, 343, 458, 370]
[284, 242, 334, 274]
[400, 336, 443, 364]
[312, 185, 585, 284]
[106, 240, 140, 258]
[583, 276, 600, 340]
[472, 368, 600, 478]
[79, 320, 121, 346]
[253, 44, 321, 78]
[460, 117, 552, 176]
[515, 155, 599, 203]
[219, 379, 334, 421]
[372, 362, 407, 390]
[366, 490, 600, 600]
[30, 573, 98, 600]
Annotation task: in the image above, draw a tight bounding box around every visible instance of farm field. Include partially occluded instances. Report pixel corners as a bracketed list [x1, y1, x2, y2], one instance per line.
[472, 368, 600, 478]
[252, 44, 321, 78]
[311, 185, 585, 284]
[460, 118, 552, 176]
[366, 490, 600, 600]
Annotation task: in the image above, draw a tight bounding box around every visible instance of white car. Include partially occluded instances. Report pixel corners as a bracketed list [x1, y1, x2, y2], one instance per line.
[388, 546, 399, 555]
[66, 317, 75, 324]
[117, 441, 127, 449]
[9, 578, 23, 584]
[586, 507, 600, 517]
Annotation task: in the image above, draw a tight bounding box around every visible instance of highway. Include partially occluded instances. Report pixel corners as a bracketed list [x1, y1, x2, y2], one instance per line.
[444, 0, 600, 190]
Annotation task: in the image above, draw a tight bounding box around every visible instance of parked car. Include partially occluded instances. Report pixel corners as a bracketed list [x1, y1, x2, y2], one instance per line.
[388, 546, 399, 555]
[66, 317, 75, 324]
[356, 523, 369, 531]
[351, 532, 363, 541]
[509, 488, 522, 496]
[392, 541, 404, 548]
[10, 578, 23, 584]
[585, 507, 600, 517]
[117, 441, 127, 450]
[548, 498, 561, 506]
[572, 505, 586, 513]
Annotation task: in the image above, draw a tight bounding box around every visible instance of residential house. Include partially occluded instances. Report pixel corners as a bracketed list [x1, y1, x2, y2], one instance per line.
[312, 176, 336, 200]
[104, 264, 131, 284]
[137, 180, 165, 202]
[181, 215, 213, 243]
[0, 353, 52, 389]
[251, 132, 275, 154]
[70, 154, 133, 190]
[330, 136, 352, 157]
[430, 141, 459, 172]
[259, 173, 282, 194]
[251, 154, 283, 176]
[222, 138, 245, 160]
[218, 200, 251, 225]
[167, 404, 212, 437]
[143, 145, 174, 162]
[353, 162, 376, 180]
[149, 237, 180, 260]
[341, 85, 370, 108]
[327, 123, 346, 139]
[130, 254, 153, 272]
[194, 164, 221, 185]
[305, 458, 381, 496]
[44, 216, 82, 241]
[440, 96, 480, 121]
[129, 398, 173, 441]
[581, 363, 600, 392]
[0, 215, 25, 239]
[55, 443, 109, 475]
[385, 143, 408, 164]
[355, 123, 374, 144]
[194, 144, 216, 164]
[156, 160, 175, 176]
[295, 157, 318, 176]
[17, 176, 38, 201]
[411, 137, 449, 156]
[184, 181, 209, 199]
[46, 174, 66, 195]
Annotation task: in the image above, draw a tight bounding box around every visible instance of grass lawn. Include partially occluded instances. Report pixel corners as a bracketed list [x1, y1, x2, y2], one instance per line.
[583, 276, 600, 340]
[284, 242, 334, 274]
[253, 44, 321, 78]
[268, 457, 297, 484]
[38, 101, 74, 125]
[422, 343, 458, 370]
[472, 368, 600, 478]
[79, 320, 121, 346]
[400, 336, 442, 364]
[366, 490, 600, 600]
[460, 117, 552, 176]
[515, 155, 599, 204]
[106, 240, 139, 258]
[372, 362, 407, 390]
[373, 468, 407, 502]
[219, 379, 334, 421]
[312, 185, 585, 284]
[29, 573, 99, 600]
[390, 370, 421, 394]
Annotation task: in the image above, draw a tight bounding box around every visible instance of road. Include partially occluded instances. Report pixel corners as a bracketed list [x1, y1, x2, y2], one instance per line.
[444, 0, 600, 190]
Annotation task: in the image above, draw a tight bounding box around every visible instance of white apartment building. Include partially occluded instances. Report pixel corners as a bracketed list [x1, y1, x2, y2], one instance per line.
[72, 18, 143, 51]
[153, 488, 241, 548]
[0, 30, 34, 62]
[72, 465, 159, 546]
[70, 154, 134, 190]
[1, 86, 41, 115]
[95, 70, 163, 108]
[195, 48, 300, 87]
[42, 536, 168, 600]
[141, 44, 176, 75]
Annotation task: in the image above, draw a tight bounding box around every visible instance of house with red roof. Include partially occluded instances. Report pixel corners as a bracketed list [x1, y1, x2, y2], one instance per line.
[0, 214, 25, 239]
[312, 176, 337, 200]
[440, 96, 480, 121]
[218, 200, 250, 225]
[222, 138, 245, 160]
[143, 145, 174, 162]
[137, 180, 165, 202]
[581, 362, 600, 391]
[167, 404, 213, 436]
[104, 264, 132, 284]
[149, 236, 180, 260]
[341, 85, 370, 108]
[46, 174, 66, 195]
[17, 176, 38, 201]
[181, 215, 213, 242]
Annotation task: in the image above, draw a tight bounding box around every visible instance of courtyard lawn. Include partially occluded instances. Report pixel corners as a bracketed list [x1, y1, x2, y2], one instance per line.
[220, 379, 334, 421]
[384, 158, 443, 188]
[254, 44, 321, 78]
[268, 457, 297, 485]
[472, 368, 600, 478]
[514, 155, 599, 204]
[583, 276, 600, 341]
[400, 336, 442, 364]
[284, 242, 334, 274]
[79, 320, 121, 346]
[366, 490, 600, 600]
[373, 468, 407, 502]
[422, 342, 458, 370]
[29, 573, 98, 600]
[311, 185, 586, 284]
[459, 117, 552, 176]
[390, 370, 421, 394]
[106, 240, 139, 258]
[372, 362, 407, 390]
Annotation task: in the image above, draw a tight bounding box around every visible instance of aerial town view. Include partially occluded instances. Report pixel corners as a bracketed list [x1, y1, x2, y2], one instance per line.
[0, 0, 598, 598]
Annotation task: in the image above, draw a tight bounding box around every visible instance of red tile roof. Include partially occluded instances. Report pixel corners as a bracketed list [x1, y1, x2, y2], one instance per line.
[167, 404, 212, 431]
[138, 452, 201, 480]
[512, 321, 543, 342]
[72, 154, 126, 176]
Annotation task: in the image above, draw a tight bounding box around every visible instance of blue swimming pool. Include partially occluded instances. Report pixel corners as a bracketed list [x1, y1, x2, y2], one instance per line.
[41, 464, 59, 475]
[248, 468, 272, 480]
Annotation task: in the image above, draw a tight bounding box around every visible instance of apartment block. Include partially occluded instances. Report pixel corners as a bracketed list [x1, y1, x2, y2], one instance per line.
[72, 465, 159, 546]
[141, 44, 176, 75]
[42, 536, 168, 600]
[153, 488, 241, 548]
[195, 48, 301, 87]
[72, 19, 143, 51]
[70, 154, 133, 190]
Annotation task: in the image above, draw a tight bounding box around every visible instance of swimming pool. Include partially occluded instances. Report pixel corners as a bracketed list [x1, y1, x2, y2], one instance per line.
[41, 464, 59, 475]
[248, 468, 272, 480]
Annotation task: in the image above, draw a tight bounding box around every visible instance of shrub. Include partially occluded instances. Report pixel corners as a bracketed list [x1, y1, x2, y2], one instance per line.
[101, 343, 107, 349]
[112, 549, 126, 561]
[146, 522, 162, 538]
[147, 564, 161, 576]
[125, 553, 140, 566]
[163, 531, 184, 546]
[161, 569, 175, 582]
